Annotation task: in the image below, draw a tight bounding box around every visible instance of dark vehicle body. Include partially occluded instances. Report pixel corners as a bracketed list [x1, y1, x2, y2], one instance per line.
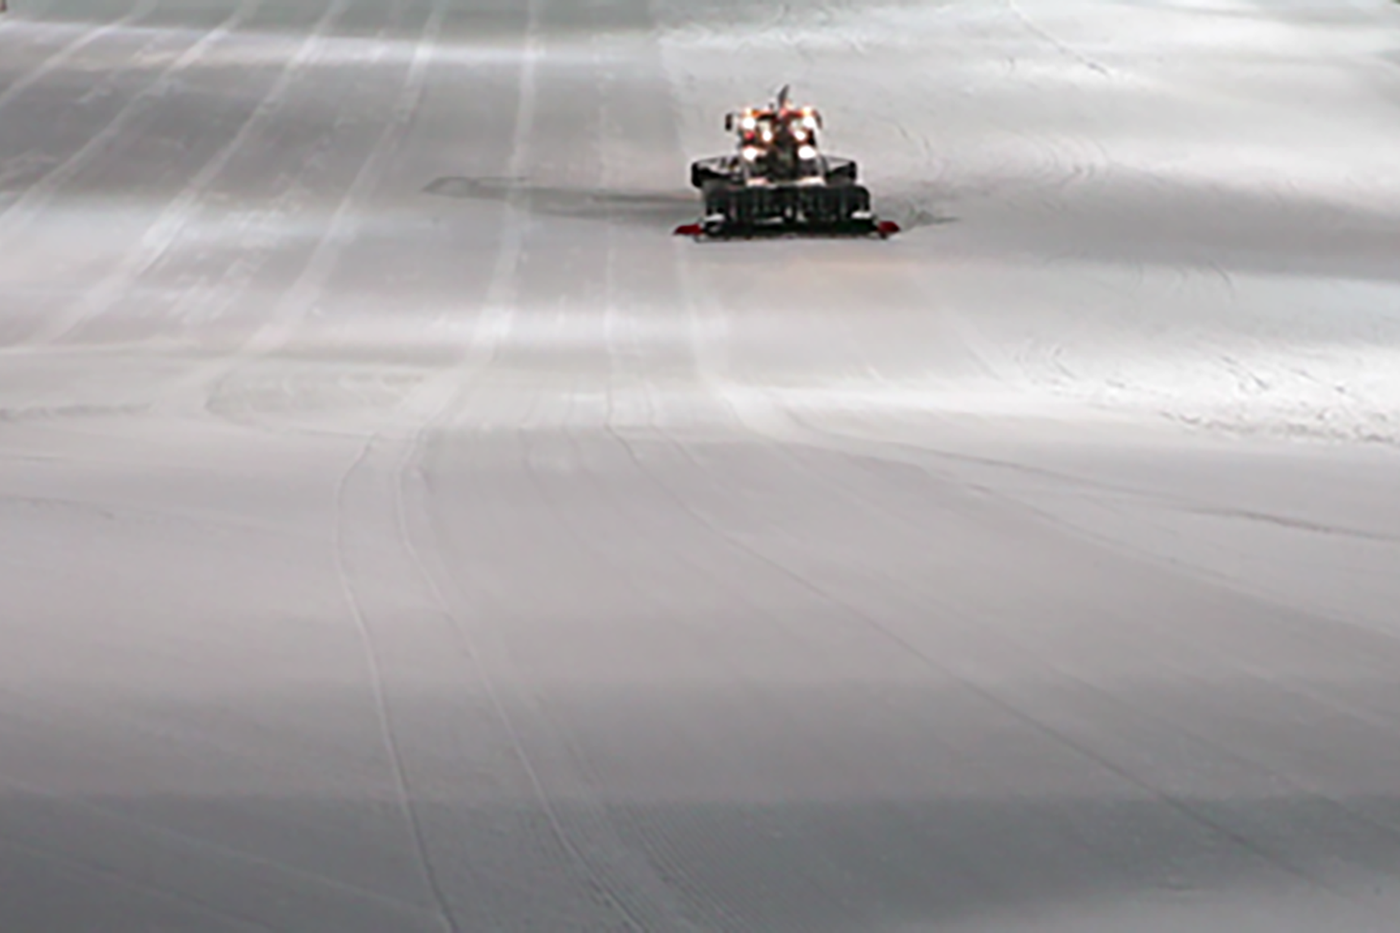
[676, 86, 898, 239]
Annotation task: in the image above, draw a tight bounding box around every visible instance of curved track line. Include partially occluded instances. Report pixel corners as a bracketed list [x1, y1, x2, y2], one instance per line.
[331, 440, 459, 933]
[808, 445, 1400, 913]
[315, 5, 462, 932]
[670, 230, 1359, 898]
[423, 13, 695, 925]
[533, 33, 761, 928]
[747, 410, 1400, 654]
[337, 5, 695, 926]
[329, 2, 551, 927]
[722, 403, 1400, 909]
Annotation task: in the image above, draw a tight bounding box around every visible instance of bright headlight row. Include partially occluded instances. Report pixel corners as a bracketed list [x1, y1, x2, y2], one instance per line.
[740, 145, 817, 160]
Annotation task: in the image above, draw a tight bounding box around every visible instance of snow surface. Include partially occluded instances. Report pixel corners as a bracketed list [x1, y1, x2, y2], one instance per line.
[3, 0, 1400, 930]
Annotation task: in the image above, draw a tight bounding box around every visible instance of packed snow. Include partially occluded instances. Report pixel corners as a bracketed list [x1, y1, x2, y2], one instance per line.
[3, 0, 1400, 930]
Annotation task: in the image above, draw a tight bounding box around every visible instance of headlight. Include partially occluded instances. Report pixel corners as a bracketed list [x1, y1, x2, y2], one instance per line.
[741, 115, 757, 130]
[792, 127, 807, 141]
[742, 146, 760, 161]
[798, 145, 817, 160]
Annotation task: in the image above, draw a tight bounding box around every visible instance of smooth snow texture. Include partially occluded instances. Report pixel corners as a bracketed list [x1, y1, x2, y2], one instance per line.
[3, 0, 1400, 930]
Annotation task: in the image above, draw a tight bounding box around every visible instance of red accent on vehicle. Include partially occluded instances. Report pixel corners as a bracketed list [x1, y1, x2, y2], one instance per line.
[674, 223, 704, 237]
[876, 220, 901, 237]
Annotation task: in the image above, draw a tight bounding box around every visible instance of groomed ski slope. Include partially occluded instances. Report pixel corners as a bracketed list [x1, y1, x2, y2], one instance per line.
[3, 0, 1400, 930]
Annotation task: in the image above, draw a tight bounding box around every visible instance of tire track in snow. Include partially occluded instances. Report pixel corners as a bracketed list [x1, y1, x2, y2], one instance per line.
[344, 2, 705, 925]
[744, 417, 1400, 901]
[497, 378, 701, 930]
[0, 833, 277, 933]
[614, 240, 899, 929]
[597, 387, 1098, 917]
[0, 771, 438, 930]
[805, 414, 1400, 642]
[497, 23, 764, 930]
[338, 0, 666, 925]
[0, 0, 157, 120]
[140, 0, 397, 416]
[157, 0, 428, 417]
[1004, 0, 1111, 77]
[596, 414, 893, 924]
[670, 223, 1361, 901]
[0, 0, 251, 242]
[304, 4, 463, 931]
[675, 345, 1400, 913]
[585, 113, 789, 921]
[411, 408, 697, 932]
[420, 11, 705, 926]
[714, 442, 1347, 898]
[905, 557, 1400, 898]
[235, 0, 442, 361]
[595, 288, 821, 932]
[19, 0, 334, 347]
[0, 680, 452, 925]
[824, 460, 1400, 912]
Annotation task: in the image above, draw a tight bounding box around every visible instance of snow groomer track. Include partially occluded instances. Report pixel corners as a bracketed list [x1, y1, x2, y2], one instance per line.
[4, 0, 1400, 930]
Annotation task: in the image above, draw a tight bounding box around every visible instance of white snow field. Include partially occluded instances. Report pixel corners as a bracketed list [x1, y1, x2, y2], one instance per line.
[3, 0, 1400, 929]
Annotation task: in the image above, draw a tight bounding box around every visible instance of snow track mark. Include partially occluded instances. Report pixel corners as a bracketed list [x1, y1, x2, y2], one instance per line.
[237, 0, 444, 359]
[0, 0, 254, 242]
[0, 0, 158, 119]
[319, 4, 462, 930]
[24, 0, 370, 347]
